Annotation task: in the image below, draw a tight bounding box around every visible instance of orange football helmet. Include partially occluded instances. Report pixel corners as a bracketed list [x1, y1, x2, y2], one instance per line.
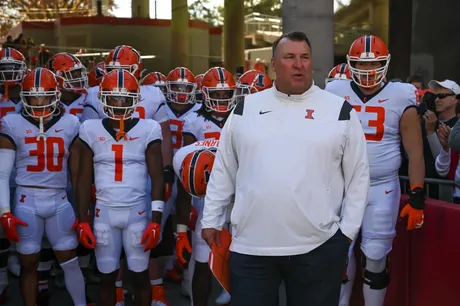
[21, 68, 61, 119]
[347, 35, 390, 88]
[237, 69, 272, 95]
[88, 62, 106, 88]
[325, 63, 351, 85]
[141, 71, 167, 95]
[105, 45, 143, 80]
[166, 67, 196, 104]
[201, 67, 237, 113]
[195, 73, 204, 102]
[46, 52, 88, 93]
[99, 69, 140, 121]
[0, 48, 27, 84]
[180, 149, 216, 197]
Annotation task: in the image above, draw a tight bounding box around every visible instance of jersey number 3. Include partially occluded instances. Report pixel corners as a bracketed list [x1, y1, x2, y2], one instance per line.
[26, 137, 65, 172]
[353, 105, 385, 141]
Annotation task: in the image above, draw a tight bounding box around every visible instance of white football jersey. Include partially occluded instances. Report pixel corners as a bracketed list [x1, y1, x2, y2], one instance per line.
[182, 113, 226, 142]
[325, 80, 417, 184]
[79, 118, 162, 208]
[165, 103, 200, 154]
[0, 97, 22, 119]
[0, 113, 80, 189]
[81, 85, 168, 123]
[61, 93, 87, 121]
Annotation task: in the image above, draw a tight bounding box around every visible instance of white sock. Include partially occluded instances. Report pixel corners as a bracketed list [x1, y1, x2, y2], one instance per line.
[150, 278, 163, 286]
[363, 284, 387, 306]
[339, 253, 356, 306]
[60, 257, 86, 306]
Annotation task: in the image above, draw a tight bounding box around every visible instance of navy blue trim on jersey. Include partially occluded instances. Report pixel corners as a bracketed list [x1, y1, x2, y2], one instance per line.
[350, 81, 389, 103]
[102, 118, 139, 142]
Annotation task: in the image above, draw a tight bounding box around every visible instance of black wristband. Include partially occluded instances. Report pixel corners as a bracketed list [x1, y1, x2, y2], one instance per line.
[409, 187, 425, 210]
[163, 165, 175, 184]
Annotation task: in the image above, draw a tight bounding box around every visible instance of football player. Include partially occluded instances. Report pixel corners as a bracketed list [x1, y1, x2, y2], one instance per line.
[46, 52, 88, 120]
[325, 35, 425, 306]
[181, 67, 237, 306]
[148, 67, 201, 304]
[174, 140, 218, 306]
[237, 69, 273, 95]
[325, 63, 351, 86]
[88, 62, 106, 88]
[75, 69, 165, 306]
[0, 47, 27, 293]
[80, 46, 174, 199]
[0, 68, 87, 306]
[194, 73, 204, 103]
[45, 51, 94, 303]
[140, 71, 167, 96]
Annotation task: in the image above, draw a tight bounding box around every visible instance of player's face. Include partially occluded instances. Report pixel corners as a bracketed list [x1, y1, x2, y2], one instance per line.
[354, 61, 382, 83]
[106, 95, 135, 116]
[0, 62, 22, 82]
[27, 95, 53, 107]
[434, 88, 458, 113]
[272, 38, 312, 94]
[209, 89, 234, 104]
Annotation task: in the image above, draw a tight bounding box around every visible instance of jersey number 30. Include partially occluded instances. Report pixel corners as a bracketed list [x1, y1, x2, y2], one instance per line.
[26, 137, 65, 172]
[353, 105, 385, 141]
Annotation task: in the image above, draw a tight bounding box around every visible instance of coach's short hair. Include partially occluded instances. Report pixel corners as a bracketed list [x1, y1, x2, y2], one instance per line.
[272, 31, 312, 58]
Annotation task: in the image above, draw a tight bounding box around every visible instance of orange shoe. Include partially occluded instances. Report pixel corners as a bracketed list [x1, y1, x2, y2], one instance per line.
[151, 285, 170, 306]
[115, 286, 124, 306]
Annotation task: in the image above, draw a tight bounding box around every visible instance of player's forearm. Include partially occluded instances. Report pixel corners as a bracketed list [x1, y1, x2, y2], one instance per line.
[408, 151, 425, 187]
[160, 122, 173, 165]
[76, 185, 91, 222]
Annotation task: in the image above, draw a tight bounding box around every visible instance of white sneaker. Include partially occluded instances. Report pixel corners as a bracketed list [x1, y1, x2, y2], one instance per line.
[215, 289, 231, 305]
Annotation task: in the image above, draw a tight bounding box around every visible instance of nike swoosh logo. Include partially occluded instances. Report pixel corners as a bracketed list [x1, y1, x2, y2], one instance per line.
[61, 195, 67, 200]
[55, 129, 64, 133]
[129, 137, 139, 141]
[259, 110, 272, 115]
[378, 99, 388, 103]
[385, 190, 393, 194]
[138, 210, 146, 215]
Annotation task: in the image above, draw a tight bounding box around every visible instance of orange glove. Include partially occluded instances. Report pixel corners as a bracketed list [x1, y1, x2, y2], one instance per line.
[74, 221, 96, 249]
[400, 186, 425, 230]
[189, 206, 198, 231]
[176, 225, 192, 264]
[141, 222, 161, 252]
[0, 212, 28, 242]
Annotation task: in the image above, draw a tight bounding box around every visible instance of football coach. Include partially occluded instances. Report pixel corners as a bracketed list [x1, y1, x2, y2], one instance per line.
[201, 31, 370, 306]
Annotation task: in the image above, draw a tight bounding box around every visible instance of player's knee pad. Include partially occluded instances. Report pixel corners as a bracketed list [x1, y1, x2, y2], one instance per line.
[362, 255, 389, 290]
[93, 223, 110, 247]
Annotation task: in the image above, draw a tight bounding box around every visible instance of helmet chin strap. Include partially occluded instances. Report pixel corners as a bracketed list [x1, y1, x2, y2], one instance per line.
[115, 118, 127, 141]
[36, 116, 47, 141]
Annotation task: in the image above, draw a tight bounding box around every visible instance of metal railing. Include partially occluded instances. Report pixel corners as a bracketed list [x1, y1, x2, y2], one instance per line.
[399, 176, 460, 203]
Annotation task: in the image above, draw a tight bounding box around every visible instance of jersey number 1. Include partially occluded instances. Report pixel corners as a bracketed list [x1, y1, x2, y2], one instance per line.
[26, 137, 65, 172]
[111, 144, 123, 182]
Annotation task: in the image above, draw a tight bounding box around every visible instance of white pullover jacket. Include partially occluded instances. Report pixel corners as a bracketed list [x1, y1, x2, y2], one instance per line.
[202, 84, 370, 256]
